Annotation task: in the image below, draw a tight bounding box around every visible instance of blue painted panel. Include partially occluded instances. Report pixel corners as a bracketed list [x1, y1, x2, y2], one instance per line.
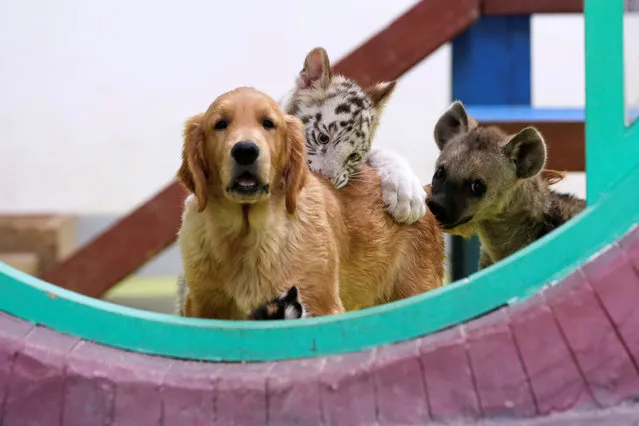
[465, 106, 584, 122]
[452, 16, 531, 105]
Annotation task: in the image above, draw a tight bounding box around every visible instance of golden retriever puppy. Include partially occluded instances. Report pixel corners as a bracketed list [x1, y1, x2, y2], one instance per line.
[177, 87, 444, 319]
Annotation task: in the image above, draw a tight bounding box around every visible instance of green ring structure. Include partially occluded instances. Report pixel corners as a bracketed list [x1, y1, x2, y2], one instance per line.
[0, 0, 637, 362]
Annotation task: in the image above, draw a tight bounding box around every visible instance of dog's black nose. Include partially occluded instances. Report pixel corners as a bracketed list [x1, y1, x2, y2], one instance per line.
[231, 141, 260, 166]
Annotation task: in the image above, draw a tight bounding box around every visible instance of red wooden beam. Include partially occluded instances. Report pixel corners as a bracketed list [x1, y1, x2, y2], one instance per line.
[41, 183, 187, 297]
[481, 121, 585, 172]
[482, 0, 583, 15]
[334, 0, 480, 88]
[42, 0, 480, 298]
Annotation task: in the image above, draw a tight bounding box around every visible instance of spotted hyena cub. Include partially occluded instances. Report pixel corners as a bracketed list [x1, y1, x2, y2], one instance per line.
[280, 47, 427, 224]
[427, 101, 586, 269]
[247, 286, 309, 320]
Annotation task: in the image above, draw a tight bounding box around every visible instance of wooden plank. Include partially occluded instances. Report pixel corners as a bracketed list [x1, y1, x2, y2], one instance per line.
[96, 344, 170, 426]
[483, 0, 583, 15]
[480, 121, 585, 172]
[545, 270, 639, 407]
[0, 312, 35, 423]
[267, 359, 324, 425]
[374, 341, 430, 425]
[419, 326, 482, 420]
[3, 327, 80, 426]
[42, 0, 480, 298]
[333, 0, 479, 88]
[0, 252, 39, 276]
[216, 363, 273, 426]
[161, 361, 216, 426]
[465, 308, 538, 417]
[0, 215, 76, 275]
[466, 107, 585, 172]
[583, 243, 639, 367]
[64, 342, 117, 425]
[320, 350, 377, 425]
[508, 294, 596, 414]
[41, 182, 187, 298]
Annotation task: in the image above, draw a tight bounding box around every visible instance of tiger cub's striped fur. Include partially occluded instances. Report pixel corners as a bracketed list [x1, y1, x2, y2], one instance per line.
[280, 47, 427, 224]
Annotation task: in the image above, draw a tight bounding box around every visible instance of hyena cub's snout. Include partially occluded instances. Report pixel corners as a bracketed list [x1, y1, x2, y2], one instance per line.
[427, 181, 473, 228]
[425, 197, 445, 221]
[427, 195, 461, 227]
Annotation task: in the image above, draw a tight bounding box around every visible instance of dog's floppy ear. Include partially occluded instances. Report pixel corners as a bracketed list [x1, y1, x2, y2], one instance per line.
[434, 101, 474, 151]
[283, 115, 308, 214]
[297, 47, 332, 90]
[177, 113, 209, 212]
[502, 127, 547, 179]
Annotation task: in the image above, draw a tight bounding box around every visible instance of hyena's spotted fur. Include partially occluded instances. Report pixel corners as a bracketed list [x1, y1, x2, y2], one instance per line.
[280, 47, 427, 224]
[427, 101, 586, 269]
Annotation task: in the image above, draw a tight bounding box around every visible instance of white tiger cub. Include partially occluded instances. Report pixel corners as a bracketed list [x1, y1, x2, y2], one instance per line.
[280, 47, 427, 224]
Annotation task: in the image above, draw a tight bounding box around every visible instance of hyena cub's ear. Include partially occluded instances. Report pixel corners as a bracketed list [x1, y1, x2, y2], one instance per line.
[433, 101, 471, 150]
[298, 47, 332, 90]
[502, 127, 547, 179]
[365, 81, 397, 111]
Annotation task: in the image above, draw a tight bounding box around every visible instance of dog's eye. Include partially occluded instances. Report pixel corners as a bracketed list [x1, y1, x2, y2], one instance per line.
[214, 119, 228, 130]
[262, 118, 275, 130]
[318, 133, 330, 144]
[470, 180, 486, 197]
[434, 167, 446, 180]
[348, 152, 362, 162]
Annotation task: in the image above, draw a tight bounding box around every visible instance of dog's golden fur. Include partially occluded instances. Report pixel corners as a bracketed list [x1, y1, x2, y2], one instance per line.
[177, 87, 444, 319]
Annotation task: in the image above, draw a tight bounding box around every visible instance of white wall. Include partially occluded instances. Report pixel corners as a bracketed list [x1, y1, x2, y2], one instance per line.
[531, 14, 586, 197]
[1, 2, 603, 214]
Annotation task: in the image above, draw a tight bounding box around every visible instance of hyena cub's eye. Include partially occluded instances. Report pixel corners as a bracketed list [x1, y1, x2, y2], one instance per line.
[434, 167, 446, 180]
[470, 180, 486, 197]
[318, 133, 330, 144]
[347, 152, 362, 162]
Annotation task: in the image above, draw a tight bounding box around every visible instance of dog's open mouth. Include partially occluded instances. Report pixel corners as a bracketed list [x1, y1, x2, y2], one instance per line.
[234, 171, 259, 192]
[229, 171, 268, 196]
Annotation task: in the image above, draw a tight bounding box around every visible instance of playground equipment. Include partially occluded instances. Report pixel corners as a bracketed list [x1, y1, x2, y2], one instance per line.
[2, 0, 639, 424]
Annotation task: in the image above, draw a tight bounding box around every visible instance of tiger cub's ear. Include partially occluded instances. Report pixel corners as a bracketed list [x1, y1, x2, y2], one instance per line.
[298, 47, 332, 90]
[364, 81, 396, 111]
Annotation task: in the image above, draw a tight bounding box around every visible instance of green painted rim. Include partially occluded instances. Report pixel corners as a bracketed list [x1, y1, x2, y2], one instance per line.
[0, 0, 637, 362]
[1, 163, 638, 362]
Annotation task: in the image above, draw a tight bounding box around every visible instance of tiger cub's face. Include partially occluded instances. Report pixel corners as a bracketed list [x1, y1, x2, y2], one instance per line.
[282, 47, 396, 188]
